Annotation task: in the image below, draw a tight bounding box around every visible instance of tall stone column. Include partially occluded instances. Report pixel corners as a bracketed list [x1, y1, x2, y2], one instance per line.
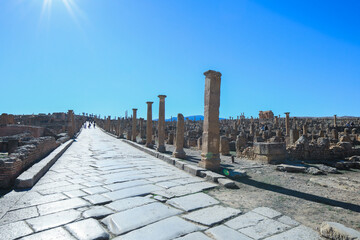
[303, 124, 307, 136]
[132, 109, 137, 142]
[285, 112, 290, 136]
[146, 102, 153, 148]
[157, 95, 167, 152]
[334, 115, 337, 127]
[173, 113, 186, 159]
[199, 70, 221, 171]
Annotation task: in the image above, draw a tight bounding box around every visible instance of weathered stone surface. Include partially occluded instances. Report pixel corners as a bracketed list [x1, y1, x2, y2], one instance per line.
[174, 232, 212, 240]
[166, 192, 219, 211]
[104, 179, 150, 191]
[276, 164, 306, 173]
[277, 215, 300, 227]
[252, 207, 282, 219]
[105, 196, 155, 212]
[102, 184, 162, 200]
[82, 186, 108, 195]
[225, 211, 266, 230]
[37, 197, 89, 215]
[204, 171, 225, 182]
[183, 165, 206, 176]
[83, 194, 111, 205]
[114, 216, 205, 240]
[82, 206, 114, 219]
[0, 206, 38, 224]
[183, 205, 241, 226]
[238, 218, 290, 239]
[102, 202, 182, 235]
[264, 225, 320, 240]
[66, 218, 109, 240]
[21, 227, 76, 240]
[0, 220, 33, 240]
[320, 221, 360, 240]
[26, 209, 81, 232]
[206, 225, 253, 240]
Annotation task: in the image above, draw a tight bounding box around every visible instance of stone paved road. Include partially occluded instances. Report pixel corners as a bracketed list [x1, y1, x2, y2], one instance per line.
[0, 128, 321, 239]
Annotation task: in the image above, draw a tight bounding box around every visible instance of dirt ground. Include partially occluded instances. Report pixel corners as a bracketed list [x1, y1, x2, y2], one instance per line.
[164, 143, 360, 232]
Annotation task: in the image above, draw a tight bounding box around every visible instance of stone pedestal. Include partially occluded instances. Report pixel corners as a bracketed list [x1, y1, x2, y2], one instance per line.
[157, 95, 166, 152]
[254, 142, 286, 164]
[199, 70, 221, 171]
[132, 109, 137, 142]
[173, 114, 186, 159]
[145, 102, 153, 148]
[220, 136, 230, 156]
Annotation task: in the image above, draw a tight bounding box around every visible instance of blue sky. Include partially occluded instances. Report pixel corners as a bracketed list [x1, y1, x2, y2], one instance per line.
[1, 0, 359, 119]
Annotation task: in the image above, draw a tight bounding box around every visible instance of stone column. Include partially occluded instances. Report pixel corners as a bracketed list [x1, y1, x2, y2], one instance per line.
[173, 113, 186, 159]
[157, 95, 167, 152]
[285, 112, 290, 136]
[132, 109, 137, 142]
[145, 102, 153, 148]
[67, 110, 75, 138]
[303, 124, 307, 136]
[139, 118, 144, 139]
[334, 115, 337, 127]
[199, 70, 221, 171]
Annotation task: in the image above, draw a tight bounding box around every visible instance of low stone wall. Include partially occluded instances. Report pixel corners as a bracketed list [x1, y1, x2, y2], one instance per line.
[0, 125, 45, 138]
[0, 136, 59, 188]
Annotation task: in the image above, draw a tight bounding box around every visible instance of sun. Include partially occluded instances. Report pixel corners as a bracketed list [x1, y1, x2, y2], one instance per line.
[40, 0, 84, 27]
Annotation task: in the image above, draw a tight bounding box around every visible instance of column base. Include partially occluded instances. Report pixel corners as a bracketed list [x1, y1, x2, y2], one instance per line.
[157, 145, 166, 153]
[199, 153, 221, 171]
[172, 150, 186, 159]
[145, 143, 153, 148]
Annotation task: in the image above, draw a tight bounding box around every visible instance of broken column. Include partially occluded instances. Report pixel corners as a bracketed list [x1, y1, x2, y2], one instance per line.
[145, 101, 153, 148]
[157, 95, 166, 152]
[285, 112, 290, 136]
[132, 108, 137, 142]
[173, 113, 186, 159]
[199, 70, 222, 171]
[334, 115, 337, 127]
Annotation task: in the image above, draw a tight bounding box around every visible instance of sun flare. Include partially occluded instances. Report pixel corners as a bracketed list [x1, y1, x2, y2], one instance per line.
[40, 0, 84, 27]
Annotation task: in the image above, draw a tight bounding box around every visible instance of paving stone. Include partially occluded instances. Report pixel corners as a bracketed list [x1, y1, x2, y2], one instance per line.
[114, 216, 205, 240]
[165, 182, 218, 197]
[183, 205, 241, 226]
[82, 186, 109, 195]
[0, 220, 33, 240]
[37, 197, 89, 215]
[277, 215, 300, 227]
[252, 207, 282, 219]
[0, 206, 38, 224]
[102, 184, 162, 201]
[21, 227, 76, 240]
[105, 196, 155, 211]
[174, 231, 212, 240]
[12, 193, 68, 210]
[64, 189, 88, 198]
[225, 211, 266, 230]
[206, 225, 253, 240]
[167, 192, 219, 211]
[83, 194, 111, 205]
[156, 181, 182, 189]
[172, 177, 205, 185]
[102, 202, 182, 235]
[38, 184, 84, 195]
[319, 221, 360, 240]
[238, 218, 291, 240]
[203, 171, 226, 182]
[26, 209, 81, 232]
[264, 225, 321, 240]
[83, 206, 114, 219]
[66, 218, 109, 240]
[104, 179, 150, 191]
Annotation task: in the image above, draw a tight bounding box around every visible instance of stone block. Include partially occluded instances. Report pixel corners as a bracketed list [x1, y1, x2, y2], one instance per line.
[320, 221, 360, 240]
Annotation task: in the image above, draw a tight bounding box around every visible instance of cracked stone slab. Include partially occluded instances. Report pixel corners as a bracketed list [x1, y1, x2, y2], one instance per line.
[0, 206, 39, 225]
[83, 194, 111, 205]
[26, 209, 81, 232]
[225, 211, 267, 230]
[102, 184, 162, 201]
[0, 220, 33, 240]
[66, 218, 110, 240]
[114, 216, 206, 240]
[183, 205, 241, 226]
[252, 207, 282, 219]
[104, 179, 151, 191]
[21, 227, 76, 240]
[277, 215, 300, 227]
[105, 196, 155, 212]
[206, 225, 253, 240]
[238, 218, 291, 240]
[264, 225, 321, 240]
[167, 192, 219, 211]
[174, 232, 212, 240]
[102, 202, 182, 235]
[82, 186, 109, 195]
[83, 206, 114, 219]
[159, 182, 218, 198]
[37, 197, 90, 215]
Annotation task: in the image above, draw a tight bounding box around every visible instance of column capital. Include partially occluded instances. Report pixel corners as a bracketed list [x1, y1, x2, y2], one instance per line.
[146, 101, 153, 105]
[158, 95, 167, 99]
[132, 108, 138, 111]
[204, 70, 222, 79]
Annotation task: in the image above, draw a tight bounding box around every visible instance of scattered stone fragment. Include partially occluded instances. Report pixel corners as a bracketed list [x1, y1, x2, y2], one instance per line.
[320, 221, 360, 240]
[276, 164, 306, 173]
[217, 178, 238, 189]
[306, 167, 325, 175]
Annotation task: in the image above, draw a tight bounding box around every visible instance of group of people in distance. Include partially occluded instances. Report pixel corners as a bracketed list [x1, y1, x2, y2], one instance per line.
[84, 121, 96, 129]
